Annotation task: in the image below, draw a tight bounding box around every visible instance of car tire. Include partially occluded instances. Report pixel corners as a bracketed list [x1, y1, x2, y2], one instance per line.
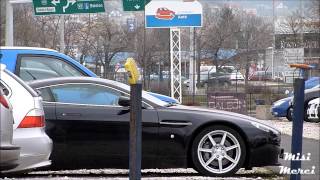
[191, 125, 246, 177]
[304, 107, 311, 122]
[286, 106, 293, 121]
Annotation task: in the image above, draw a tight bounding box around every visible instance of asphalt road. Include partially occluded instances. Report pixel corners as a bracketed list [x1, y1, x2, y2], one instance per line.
[269, 134, 320, 180]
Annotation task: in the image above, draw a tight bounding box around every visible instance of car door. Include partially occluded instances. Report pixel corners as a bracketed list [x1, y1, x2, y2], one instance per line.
[36, 87, 64, 164]
[41, 83, 159, 169]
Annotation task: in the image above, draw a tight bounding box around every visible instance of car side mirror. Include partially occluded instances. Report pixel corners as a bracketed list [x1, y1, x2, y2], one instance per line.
[118, 96, 130, 107]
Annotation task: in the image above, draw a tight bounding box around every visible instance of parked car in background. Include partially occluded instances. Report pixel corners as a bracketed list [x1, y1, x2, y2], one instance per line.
[0, 46, 173, 103]
[272, 87, 320, 121]
[0, 88, 20, 172]
[305, 77, 320, 89]
[28, 77, 281, 177]
[272, 77, 320, 121]
[286, 77, 320, 96]
[306, 98, 320, 123]
[185, 70, 233, 88]
[0, 64, 52, 173]
[0, 46, 96, 82]
[230, 71, 245, 81]
[289, 87, 320, 122]
[271, 97, 293, 121]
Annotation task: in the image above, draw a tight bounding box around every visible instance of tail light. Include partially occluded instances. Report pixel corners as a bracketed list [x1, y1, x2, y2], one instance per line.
[0, 95, 9, 109]
[18, 109, 45, 128]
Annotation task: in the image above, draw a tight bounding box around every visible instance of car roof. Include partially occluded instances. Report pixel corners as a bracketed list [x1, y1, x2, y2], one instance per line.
[28, 77, 128, 90]
[27, 77, 168, 107]
[305, 87, 320, 94]
[0, 46, 58, 52]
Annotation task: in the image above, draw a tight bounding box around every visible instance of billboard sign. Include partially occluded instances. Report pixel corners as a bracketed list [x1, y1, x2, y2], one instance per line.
[145, 0, 202, 28]
[208, 92, 247, 115]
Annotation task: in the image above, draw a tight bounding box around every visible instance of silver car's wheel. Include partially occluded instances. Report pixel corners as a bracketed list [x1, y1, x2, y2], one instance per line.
[192, 126, 246, 176]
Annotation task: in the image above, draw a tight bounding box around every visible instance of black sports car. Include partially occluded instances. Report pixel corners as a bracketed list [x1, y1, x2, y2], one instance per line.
[28, 77, 281, 176]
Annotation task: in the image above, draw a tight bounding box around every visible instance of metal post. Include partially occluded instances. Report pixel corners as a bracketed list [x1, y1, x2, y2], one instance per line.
[290, 75, 304, 180]
[5, 0, 13, 46]
[129, 84, 142, 180]
[189, 27, 195, 102]
[288, 63, 312, 180]
[170, 28, 182, 103]
[59, 16, 65, 53]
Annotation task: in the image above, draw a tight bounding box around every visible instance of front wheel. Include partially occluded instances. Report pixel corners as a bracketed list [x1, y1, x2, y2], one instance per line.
[191, 125, 246, 177]
[286, 106, 293, 121]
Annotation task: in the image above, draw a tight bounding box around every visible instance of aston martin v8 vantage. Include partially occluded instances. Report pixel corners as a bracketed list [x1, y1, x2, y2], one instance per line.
[28, 77, 281, 176]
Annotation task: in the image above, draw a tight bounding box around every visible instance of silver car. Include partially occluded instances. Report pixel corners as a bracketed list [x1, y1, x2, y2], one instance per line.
[0, 64, 52, 173]
[0, 88, 20, 171]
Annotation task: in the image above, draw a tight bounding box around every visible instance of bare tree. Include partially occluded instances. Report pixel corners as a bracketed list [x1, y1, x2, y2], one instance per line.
[236, 13, 273, 89]
[76, 15, 95, 65]
[192, 6, 241, 86]
[90, 15, 128, 78]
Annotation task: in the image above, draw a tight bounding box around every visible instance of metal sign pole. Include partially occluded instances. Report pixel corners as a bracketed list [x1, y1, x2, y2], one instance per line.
[170, 28, 182, 103]
[129, 83, 142, 180]
[289, 64, 311, 180]
[5, 0, 14, 46]
[290, 77, 304, 180]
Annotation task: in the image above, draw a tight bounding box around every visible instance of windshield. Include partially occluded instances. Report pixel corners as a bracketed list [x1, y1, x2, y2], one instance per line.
[109, 80, 169, 107]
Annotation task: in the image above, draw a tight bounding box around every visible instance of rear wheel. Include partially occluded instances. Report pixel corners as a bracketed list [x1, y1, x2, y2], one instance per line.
[191, 125, 246, 177]
[286, 106, 293, 121]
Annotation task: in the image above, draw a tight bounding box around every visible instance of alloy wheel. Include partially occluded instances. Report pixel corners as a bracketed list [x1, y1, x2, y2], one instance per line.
[197, 130, 241, 174]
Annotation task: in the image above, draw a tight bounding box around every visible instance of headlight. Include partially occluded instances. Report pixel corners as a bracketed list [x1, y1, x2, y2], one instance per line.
[273, 100, 286, 107]
[251, 121, 280, 135]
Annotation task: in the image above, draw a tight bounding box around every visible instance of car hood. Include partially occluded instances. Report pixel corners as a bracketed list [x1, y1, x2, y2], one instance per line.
[273, 97, 292, 105]
[169, 105, 259, 122]
[168, 105, 278, 131]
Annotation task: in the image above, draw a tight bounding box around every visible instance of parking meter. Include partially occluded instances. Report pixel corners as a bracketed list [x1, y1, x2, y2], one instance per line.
[124, 58, 142, 180]
[289, 64, 312, 180]
[125, 58, 141, 85]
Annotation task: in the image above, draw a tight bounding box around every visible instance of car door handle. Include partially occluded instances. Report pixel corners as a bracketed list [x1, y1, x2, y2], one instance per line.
[61, 113, 82, 117]
[160, 120, 192, 126]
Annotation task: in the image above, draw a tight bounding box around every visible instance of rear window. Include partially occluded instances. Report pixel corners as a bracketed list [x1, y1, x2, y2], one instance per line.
[4, 69, 39, 97]
[18, 56, 85, 81]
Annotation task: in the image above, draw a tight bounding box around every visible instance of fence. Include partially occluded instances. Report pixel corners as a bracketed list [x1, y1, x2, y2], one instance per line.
[99, 71, 294, 117]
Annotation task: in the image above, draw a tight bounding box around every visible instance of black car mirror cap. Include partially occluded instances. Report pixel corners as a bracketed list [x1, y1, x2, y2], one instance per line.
[118, 96, 130, 107]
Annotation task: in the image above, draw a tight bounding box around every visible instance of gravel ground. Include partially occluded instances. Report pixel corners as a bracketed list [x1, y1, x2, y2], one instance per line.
[3, 168, 285, 180]
[256, 118, 320, 140]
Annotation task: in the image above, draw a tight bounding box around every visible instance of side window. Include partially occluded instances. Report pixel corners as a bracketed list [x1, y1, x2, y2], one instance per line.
[38, 87, 54, 102]
[50, 84, 121, 106]
[18, 56, 85, 81]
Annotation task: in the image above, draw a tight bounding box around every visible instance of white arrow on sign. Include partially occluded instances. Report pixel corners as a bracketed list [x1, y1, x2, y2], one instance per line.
[134, 4, 140, 10]
[63, 0, 77, 12]
[51, 0, 60, 6]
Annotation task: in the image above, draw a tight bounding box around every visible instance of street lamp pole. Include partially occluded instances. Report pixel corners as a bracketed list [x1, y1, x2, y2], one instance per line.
[5, 0, 33, 46]
[5, 0, 13, 46]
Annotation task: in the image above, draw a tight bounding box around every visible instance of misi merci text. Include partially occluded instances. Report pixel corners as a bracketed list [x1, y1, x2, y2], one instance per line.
[279, 152, 317, 175]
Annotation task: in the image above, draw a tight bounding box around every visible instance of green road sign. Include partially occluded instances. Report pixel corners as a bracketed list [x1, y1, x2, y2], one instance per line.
[33, 0, 105, 15]
[123, 0, 151, 11]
